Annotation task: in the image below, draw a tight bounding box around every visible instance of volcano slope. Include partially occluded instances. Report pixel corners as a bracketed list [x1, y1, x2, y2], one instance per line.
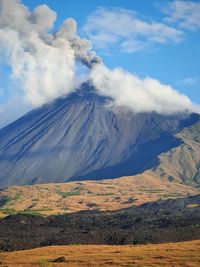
[0, 114, 200, 217]
[0, 84, 200, 252]
[148, 120, 200, 187]
[0, 83, 199, 187]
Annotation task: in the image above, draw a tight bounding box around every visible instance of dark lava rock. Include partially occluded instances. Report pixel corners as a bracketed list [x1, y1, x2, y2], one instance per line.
[0, 194, 200, 251]
[52, 257, 66, 262]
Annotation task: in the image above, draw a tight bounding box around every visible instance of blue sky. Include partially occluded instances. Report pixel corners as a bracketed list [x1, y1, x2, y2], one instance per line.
[0, 0, 200, 127]
[21, 0, 200, 101]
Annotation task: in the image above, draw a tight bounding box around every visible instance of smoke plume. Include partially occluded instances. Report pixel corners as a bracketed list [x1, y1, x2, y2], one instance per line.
[0, 0, 99, 106]
[0, 0, 199, 116]
[90, 64, 200, 114]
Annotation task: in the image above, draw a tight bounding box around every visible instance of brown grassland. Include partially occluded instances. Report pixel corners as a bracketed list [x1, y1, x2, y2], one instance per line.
[0, 172, 199, 217]
[0, 240, 200, 266]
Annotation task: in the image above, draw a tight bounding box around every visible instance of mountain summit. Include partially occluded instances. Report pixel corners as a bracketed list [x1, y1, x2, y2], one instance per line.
[0, 82, 199, 187]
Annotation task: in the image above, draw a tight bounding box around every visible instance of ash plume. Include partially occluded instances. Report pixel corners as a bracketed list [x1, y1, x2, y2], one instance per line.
[0, 0, 199, 116]
[0, 0, 100, 107]
[55, 18, 101, 68]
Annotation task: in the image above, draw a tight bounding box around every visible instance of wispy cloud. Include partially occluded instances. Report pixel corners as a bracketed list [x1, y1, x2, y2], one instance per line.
[176, 77, 199, 87]
[162, 0, 200, 31]
[83, 8, 184, 54]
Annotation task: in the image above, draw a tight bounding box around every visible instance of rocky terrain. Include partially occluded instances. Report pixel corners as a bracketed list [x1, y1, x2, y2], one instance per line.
[150, 120, 200, 187]
[0, 117, 200, 218]
[0, 194, 200, 251]
[0, 83, 199, 256]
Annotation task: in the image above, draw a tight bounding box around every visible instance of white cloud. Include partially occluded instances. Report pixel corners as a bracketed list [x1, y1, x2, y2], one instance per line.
[120, 39, 149, 53]
[0, 0, 100, 107]
[176, 77, 199, 87]
[90, 64, 200, 114]
[163, 0, 200, 31]
[83, 8, 184, 53]
[0, 0, 199, 122]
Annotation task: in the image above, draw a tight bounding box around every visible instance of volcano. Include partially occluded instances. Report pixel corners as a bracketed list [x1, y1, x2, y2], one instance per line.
[0, 82, 199, 187]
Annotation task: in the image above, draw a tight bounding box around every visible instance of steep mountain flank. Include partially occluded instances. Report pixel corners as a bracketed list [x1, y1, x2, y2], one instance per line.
[149, 121, 200, 187]
[0, 83, 199, 187]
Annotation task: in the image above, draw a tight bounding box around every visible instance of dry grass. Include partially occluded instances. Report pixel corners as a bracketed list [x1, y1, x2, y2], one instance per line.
[0, 173, 199, 217]
[0, 240, 200, 266]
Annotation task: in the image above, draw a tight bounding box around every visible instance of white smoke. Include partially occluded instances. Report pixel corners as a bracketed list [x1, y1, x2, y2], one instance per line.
[0, 0, 99, 107]
[90, 64, 200, 114]
[0, 0, 199, 116]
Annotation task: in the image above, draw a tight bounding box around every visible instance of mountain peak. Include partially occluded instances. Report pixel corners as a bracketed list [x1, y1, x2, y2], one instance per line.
[0, 81, 199, 187]
[71, 81, 110, 103]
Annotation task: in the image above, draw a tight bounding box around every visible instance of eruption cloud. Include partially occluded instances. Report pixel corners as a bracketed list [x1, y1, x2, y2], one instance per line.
[0, 0, 199, 116]
[0, 0, 99, 106]
[90, 64, 200, 114]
